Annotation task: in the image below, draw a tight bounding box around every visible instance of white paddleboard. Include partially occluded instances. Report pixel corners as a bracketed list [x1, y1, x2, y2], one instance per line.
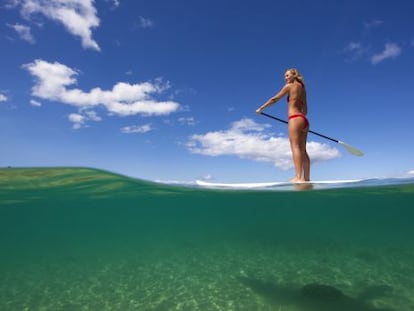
[195, 179, 361, 189]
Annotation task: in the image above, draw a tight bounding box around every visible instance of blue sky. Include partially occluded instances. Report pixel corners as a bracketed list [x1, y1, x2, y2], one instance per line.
[1, 0, 414, 182]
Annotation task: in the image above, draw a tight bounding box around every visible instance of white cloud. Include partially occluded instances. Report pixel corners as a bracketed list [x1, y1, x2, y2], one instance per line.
[68, 113, 86, 129]
[10, 0, 100, 51]
[8, 23, 35, 43]
[30, 99, 42, 106]
[178, 117, 196, 126]
[187, 118, 340, 170]
[0, 94, 7, 102]
[407, 170, 414, 176]
[68, 110, 101, 129]
[135, 16, 154, 29]
[83, 110, 101, 121]
[23, 59, 180, 125]
[121, 124, 152, 134]
[343, 41, 365, 62]
[371, 43, 402, 65]
[344, 41, 362, 52]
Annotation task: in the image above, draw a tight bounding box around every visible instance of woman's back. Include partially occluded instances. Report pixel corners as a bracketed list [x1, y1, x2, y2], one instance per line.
[287, 80, 307, 115]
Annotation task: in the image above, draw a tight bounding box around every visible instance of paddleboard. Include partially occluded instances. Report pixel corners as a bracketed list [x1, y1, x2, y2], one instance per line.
[195, 179, 361, 189]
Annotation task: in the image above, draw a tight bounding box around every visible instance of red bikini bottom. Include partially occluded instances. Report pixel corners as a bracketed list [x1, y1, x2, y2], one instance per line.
[288, 114, 309, 130]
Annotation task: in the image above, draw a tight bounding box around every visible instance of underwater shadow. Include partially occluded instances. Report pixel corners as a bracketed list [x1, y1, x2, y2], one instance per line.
[238, 276, 396, 311]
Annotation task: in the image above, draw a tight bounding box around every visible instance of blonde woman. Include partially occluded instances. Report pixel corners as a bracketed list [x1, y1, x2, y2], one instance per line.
[256, 68, 310, 182]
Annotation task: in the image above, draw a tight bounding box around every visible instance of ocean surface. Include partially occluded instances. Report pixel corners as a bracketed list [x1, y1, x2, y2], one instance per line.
[1, 167, 413, 311]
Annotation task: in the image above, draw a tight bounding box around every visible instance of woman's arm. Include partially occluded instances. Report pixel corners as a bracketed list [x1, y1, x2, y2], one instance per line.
[256, 84, 289, 114]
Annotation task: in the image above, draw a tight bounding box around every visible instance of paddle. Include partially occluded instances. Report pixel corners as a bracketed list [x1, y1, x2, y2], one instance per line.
[260, 112, 364, 156]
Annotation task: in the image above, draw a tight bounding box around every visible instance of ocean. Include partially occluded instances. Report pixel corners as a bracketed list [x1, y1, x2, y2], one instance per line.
[1, 167, 413, 311]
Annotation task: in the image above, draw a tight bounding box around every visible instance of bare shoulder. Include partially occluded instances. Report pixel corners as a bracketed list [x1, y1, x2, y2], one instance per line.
[281, 83, 291, 92]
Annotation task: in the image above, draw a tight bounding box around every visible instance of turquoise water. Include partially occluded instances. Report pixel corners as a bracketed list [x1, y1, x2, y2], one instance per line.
[1, 168, 413, 311]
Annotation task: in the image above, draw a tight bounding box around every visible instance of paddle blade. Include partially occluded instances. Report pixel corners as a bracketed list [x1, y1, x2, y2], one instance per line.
[338, 141, 364, 156]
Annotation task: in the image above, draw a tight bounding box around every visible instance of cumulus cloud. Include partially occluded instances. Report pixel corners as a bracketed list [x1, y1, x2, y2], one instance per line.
[187, 118, 340, 170]
[23, 59, 180, 126]
[68, 110, 102, 129]
[121, 124, 152, 134]
[9, 0, 100, 50]
[7, 23, 35, 43]
[68, 113, 87, 129]
[371, 43, 402, 64]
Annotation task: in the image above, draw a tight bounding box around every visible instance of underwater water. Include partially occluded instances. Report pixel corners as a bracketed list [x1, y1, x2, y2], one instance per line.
[0, 167, 413, 311]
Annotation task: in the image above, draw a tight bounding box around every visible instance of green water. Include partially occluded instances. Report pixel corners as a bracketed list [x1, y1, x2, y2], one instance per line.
[1, 168, 413, 311]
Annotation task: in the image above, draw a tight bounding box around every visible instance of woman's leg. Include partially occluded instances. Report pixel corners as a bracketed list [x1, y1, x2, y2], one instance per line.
[301, 129, 310, 181]
[288, 119, 306, 182]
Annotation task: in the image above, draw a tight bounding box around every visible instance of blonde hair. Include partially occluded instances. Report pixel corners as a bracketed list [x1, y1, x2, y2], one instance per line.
[287, 68, 305, 84]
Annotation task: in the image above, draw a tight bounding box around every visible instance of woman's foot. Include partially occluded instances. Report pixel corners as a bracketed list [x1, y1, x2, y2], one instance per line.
[289, 176, 306, 183]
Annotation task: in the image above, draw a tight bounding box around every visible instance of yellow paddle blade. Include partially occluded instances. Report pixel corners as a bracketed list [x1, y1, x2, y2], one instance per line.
[339, 141, 364, 156]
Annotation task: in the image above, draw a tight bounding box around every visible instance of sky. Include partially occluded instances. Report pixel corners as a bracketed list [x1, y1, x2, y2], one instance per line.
[1, 0, 414, 183]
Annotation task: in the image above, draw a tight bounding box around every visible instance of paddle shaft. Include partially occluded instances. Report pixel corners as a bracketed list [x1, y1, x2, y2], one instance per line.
[260, 112, 339, 143]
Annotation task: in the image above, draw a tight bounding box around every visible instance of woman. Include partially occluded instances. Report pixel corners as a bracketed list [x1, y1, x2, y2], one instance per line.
[256, 68, 310, 182]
